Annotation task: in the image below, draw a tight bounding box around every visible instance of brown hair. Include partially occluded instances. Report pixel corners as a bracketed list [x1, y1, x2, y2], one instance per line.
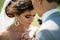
[5, 0, 34, 18]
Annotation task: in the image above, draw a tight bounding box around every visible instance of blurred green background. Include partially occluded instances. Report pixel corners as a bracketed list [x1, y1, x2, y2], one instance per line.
[31, 14, 40, 27]
[0, 0, 5, 12]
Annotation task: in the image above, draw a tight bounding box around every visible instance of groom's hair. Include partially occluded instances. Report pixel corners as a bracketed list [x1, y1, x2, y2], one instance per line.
[47, 0, 60, 4]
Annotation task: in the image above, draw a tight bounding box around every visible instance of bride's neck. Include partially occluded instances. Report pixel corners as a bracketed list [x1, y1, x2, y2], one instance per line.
[14, 23, 29, 32]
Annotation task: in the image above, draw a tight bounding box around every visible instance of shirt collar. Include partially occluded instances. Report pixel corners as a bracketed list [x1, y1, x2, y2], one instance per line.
[42, 8, 58, 23]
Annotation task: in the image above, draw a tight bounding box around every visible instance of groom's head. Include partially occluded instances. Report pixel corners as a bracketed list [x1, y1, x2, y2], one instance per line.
[31, 0, 60, 17]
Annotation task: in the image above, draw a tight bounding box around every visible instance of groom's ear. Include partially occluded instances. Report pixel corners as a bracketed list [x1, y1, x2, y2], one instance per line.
[39, 0, 43, 5]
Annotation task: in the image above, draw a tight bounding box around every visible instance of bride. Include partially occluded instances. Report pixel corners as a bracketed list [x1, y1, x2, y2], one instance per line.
[0, 0, 38, 40]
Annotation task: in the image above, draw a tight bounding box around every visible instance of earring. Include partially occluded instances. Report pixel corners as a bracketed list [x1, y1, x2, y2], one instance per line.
[14, 19, 20, 26]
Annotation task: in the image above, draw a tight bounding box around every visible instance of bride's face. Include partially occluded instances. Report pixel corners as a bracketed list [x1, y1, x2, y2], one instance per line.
[17, 10, 35, 27]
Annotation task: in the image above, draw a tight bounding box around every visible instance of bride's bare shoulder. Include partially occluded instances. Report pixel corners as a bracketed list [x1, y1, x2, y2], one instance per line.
[0, 30, 9, 40]
[0, 24, 14, 40]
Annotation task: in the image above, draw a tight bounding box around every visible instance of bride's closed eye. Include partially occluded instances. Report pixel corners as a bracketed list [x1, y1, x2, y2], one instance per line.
[25, 14, 35, 19]
[25, 15, 31, 18]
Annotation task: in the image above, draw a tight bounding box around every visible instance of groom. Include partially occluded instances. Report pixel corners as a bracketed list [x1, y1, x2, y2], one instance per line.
[31, 0, 60, 40]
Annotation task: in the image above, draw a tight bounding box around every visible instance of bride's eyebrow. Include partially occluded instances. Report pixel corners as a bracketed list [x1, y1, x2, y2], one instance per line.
[25, 15, 31, 16]
[25, 14, 35, 16]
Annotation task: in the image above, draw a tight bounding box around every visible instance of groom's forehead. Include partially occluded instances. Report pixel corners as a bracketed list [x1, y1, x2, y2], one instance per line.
[13, 0, 31, 2]
[32, 0, 40, 2]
